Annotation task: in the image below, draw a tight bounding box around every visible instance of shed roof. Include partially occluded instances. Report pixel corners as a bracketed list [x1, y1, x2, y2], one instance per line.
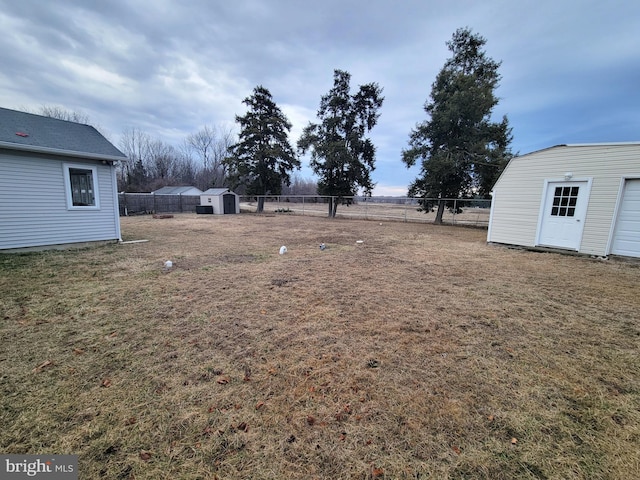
[201, 188, 233, 196]
[516, 141, 640, 159]
[0, 107, 126, 161]
[153, 186, 203, 195]
[491, 141, 640, 192]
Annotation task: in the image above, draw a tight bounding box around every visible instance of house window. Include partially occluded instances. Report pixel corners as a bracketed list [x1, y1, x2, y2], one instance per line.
[550, 186, 578, 217]
[63, 164, 100, 209]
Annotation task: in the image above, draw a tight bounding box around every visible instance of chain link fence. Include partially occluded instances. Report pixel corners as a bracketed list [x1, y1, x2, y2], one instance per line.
[240, 196, 491, 227]
[117, 193, 491, 227]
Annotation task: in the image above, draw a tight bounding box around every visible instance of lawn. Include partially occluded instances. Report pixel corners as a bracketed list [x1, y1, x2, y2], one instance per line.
[1, 213, 638, 479]
[239, 199, 491, 226]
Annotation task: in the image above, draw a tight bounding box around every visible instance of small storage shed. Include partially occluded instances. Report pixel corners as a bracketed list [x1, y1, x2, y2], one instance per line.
[0, 107, 127, 251]
[200, 188, 240, 214]
[488, 142, 640, 258]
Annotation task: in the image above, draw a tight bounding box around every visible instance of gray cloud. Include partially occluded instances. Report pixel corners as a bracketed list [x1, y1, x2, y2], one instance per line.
[1, 0, 638, 194]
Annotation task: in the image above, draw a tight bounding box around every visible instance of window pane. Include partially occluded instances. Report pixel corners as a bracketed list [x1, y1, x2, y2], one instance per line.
[555, 187, 562, 196]
[551, 207, 559, 216]
[571, 187, 579, 196]
[569, 197, 577, 206]
[553, 197, 560, 206]
[561, 197, 568, 206]
[559, 207, 567, 216]
[567, 208, 575, 216]
[69, 168, 95, 206]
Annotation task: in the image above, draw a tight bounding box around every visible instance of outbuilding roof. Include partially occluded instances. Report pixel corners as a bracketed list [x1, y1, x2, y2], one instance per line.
[153, 186, 203, 195]
[517, 142, 640, 158]
[0, 107, 126, 161]
[201, 188, 233, 195]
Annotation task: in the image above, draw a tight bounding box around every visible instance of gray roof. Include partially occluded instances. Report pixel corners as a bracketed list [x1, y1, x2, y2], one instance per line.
[0, 107, 126, 161]
[153, 186, 203, 195]
[202, 188, 232, 195]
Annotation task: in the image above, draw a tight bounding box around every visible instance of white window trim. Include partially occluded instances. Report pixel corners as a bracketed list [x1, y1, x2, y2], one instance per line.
[62, 163, 101, 210]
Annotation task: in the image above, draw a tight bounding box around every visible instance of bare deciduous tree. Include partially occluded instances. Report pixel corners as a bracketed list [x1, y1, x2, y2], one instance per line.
[37, 105, 90, 124]
[118, 128, 152, 191]
[281, 174, 318, 195]
[185, 125, 235, 188]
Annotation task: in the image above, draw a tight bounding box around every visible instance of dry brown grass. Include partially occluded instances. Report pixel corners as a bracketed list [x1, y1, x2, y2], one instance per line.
[1, 213, 639, 479]
[240, 200, 491, 226]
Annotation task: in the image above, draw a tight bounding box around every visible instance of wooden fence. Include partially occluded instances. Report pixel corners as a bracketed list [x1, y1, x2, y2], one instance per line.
[118, 193, 201, 215]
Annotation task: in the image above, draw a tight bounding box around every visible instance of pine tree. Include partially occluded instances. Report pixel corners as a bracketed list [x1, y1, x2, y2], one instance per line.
[298, 70, 383, 217]
[225, 86, 300, 212]
[402, 28, 512, 223]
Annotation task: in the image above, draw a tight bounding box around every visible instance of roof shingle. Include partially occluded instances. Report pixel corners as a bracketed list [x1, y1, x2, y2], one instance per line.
[0, 107, 126, 160]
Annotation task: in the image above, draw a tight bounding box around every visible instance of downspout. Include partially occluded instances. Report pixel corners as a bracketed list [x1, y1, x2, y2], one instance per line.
[487, 190, 495, 243]
[111, 162, 123, 242]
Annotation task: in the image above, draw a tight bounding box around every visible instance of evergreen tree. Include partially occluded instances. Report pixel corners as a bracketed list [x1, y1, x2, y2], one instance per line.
[225, 86, 300, 212]
[298, 70, 383, 217]
[402, 28, 512, 223]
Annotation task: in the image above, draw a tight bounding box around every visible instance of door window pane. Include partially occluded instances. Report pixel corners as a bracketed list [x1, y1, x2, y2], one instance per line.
[551, 186, 579, 217]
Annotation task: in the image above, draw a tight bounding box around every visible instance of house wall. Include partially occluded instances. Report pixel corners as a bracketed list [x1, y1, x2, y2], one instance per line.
[0, 150, 121, 250]
[488, 144, 640, 256]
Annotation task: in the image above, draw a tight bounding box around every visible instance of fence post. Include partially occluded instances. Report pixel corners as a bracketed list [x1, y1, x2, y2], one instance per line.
[453, 199, 457, 225]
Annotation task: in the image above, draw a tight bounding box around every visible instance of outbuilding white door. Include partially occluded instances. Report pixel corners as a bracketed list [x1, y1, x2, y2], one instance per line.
[537, 181, 589, 250]
[611, 179, 640, 257]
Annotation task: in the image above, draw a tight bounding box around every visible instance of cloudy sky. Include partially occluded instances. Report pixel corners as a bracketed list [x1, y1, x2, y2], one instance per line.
[1, 0, 638, 195]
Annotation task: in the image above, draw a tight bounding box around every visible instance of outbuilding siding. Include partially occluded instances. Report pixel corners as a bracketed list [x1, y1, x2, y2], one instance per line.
[0, 150, 120, 250]
[489, 144, 640, 257]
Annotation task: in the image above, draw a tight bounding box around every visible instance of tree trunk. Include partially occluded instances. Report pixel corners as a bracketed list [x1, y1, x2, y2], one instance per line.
[434, 199, 446, 224]
[257, 196, 265, 213]
[327, 197, 338, 218]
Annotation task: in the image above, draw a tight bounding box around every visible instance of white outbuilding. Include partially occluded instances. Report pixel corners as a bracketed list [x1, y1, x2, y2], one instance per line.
[199, 188, 240, 214]
[487, 142, 640, 258]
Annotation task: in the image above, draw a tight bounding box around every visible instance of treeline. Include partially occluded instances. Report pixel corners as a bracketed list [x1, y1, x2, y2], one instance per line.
[117, 125, 232, 193]
[117, 126, 317, 195]
[26, 106, 318, 195]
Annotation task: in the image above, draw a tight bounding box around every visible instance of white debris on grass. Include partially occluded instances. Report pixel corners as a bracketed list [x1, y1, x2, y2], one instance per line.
[279, 246, 288, 255]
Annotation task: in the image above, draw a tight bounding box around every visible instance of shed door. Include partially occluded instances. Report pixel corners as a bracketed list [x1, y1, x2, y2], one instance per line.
[611, 179, 640, 257]
[537, 181, 588, 250]
[223, 194, 236, 214]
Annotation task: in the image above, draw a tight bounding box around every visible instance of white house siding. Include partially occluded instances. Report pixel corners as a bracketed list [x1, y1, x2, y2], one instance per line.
[0, 150, 120, 250]
[488, 144, 640, 257]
